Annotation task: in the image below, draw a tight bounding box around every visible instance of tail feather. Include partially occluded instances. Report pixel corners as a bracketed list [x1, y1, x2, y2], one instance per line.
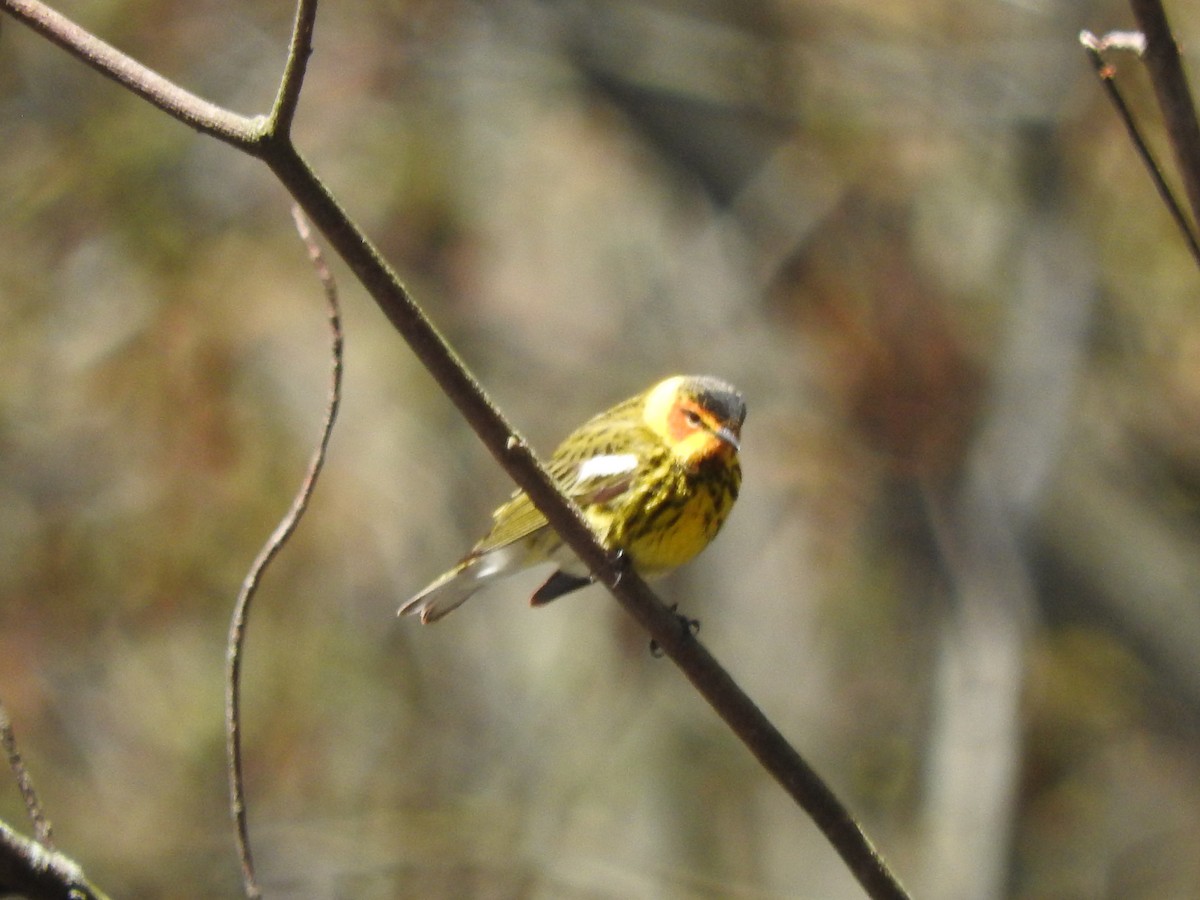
[398, 563, 478, 623]
[398, 546, 525, 623]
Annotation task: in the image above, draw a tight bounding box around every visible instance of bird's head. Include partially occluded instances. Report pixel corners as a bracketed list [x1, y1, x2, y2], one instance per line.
[643, 375, 746, 469]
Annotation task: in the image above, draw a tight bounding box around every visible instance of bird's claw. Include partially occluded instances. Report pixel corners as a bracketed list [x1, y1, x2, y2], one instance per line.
[649, 603, 701, 657]
[608, 548, 630, 586]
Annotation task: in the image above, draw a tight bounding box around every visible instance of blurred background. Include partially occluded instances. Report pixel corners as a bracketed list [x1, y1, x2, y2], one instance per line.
[3, 0, 1200, 897]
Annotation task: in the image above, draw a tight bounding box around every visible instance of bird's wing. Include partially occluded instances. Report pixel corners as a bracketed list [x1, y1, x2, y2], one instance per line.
[470, 450, 642, 556]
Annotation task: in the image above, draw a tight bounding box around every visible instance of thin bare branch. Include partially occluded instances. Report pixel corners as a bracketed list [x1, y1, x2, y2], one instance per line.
[1129, 0, 1200, 238]
[0, 0, 264, 149]
[1081, 30, 1200, 267]
[271, 0, 319, 135]
[224, 205, 344, 899]
[0, 698, 52, 849]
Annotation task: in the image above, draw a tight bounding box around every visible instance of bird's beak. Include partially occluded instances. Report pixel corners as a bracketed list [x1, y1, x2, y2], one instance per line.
[714, 425, 741, 452]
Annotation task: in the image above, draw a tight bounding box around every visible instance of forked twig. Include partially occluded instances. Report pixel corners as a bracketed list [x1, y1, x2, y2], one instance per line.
[224, 204, 343, 898]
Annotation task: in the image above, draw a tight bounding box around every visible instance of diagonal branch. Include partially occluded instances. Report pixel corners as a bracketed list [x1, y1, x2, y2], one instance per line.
[265, 115, 914, 900]
[1081, 30, 1200, 266]
[1129, 0, 1200, 236]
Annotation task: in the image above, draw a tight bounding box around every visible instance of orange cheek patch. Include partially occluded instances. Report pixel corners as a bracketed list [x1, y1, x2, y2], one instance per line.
[664, 400, 731, 467]
[666, 403, 694, 443]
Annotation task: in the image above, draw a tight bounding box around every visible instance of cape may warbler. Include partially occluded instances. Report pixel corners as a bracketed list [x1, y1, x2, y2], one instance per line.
[399, 375, 746, 623]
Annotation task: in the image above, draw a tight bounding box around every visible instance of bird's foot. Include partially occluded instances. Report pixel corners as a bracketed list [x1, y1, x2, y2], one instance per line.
[607, 548, 630, 586]
[649, 603, 701, 657]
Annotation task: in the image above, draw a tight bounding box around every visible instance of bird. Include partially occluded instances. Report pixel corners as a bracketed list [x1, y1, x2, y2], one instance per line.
[399, 374, 746, 623]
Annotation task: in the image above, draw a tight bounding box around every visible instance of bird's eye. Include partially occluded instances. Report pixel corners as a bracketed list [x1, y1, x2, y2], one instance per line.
[683, 409, 703, 428]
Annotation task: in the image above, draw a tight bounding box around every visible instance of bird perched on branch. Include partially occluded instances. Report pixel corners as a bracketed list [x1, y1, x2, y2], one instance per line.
[399, 375, 746, 623]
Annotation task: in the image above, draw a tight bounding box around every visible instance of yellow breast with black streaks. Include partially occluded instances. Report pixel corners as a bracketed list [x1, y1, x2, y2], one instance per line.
[601, 445, 742, 573]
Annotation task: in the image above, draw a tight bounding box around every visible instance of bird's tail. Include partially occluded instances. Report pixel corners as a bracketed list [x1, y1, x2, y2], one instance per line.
[398, 546, 521, 623]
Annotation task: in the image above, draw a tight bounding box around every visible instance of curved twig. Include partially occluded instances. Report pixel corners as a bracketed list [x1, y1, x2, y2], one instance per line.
[224, 205, 344, 899]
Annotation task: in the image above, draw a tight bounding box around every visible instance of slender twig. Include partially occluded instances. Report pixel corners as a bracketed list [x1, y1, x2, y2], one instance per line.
[1130, 0, 1200, 238]
[1081, 30, 1200, 266]
[0, 698, 52, 849]
[1, 2, 910, 897]
[270, 0, 319, 135]
[223, 5, 330, 894]
[224, 205, 344, 899]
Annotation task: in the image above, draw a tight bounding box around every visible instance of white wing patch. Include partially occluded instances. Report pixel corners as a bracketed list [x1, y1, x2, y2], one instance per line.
[575, 453, 638, 485]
